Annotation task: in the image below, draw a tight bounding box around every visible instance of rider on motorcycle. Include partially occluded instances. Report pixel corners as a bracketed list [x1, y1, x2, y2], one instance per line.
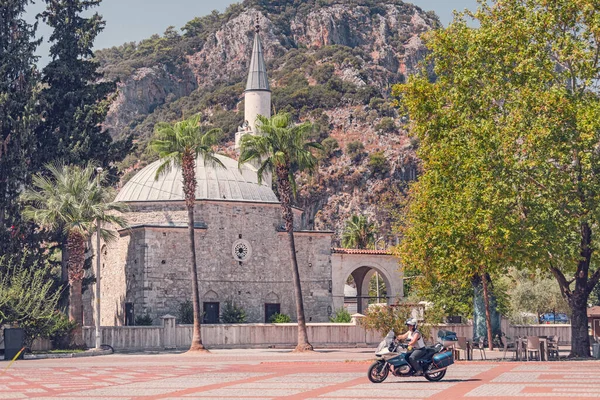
[396, 318, 426, 375]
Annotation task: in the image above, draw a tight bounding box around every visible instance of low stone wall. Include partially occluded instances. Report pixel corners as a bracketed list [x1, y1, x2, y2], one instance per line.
[83, 319, 381, 350]
[81, 316, 574, 351]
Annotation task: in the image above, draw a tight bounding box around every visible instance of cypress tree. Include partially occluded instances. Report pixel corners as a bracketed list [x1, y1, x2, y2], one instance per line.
[36, 0, 131, 176]
[0, 0, 41, 255]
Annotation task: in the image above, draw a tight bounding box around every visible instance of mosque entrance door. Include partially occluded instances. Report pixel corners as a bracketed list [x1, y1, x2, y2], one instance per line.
[203, 302, 220, 324]
[265, 303, 280, 323]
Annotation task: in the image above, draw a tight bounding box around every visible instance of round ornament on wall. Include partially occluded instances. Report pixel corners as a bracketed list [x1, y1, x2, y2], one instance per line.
[232, 239, 252, 262]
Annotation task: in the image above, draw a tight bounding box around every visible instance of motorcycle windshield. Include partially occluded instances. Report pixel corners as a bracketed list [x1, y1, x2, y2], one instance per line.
[384, 330, 395, 347]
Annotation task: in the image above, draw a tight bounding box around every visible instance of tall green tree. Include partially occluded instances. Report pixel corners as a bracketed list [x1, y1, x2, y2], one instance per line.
[341, 215, 377, 249]
[21, 164, 127, 346]
[239, 112, 322, 352]
[150, 114, 222, 353]
[36, 0, 131, 174]
[398, 0, 600, 356]
[0, 0, 41, 256]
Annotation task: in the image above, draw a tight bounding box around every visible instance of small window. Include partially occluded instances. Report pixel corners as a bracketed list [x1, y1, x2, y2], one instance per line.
[265, 303, 281, 323]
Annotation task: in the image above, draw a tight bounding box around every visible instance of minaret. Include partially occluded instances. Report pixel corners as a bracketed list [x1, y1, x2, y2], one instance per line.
[235, 16, 271, 151]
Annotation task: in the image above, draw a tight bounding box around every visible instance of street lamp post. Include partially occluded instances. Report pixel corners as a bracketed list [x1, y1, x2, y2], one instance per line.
[95, 167, 103, 350]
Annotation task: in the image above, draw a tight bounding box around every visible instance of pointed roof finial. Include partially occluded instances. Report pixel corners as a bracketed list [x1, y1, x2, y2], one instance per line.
[246, 14, 269, 92]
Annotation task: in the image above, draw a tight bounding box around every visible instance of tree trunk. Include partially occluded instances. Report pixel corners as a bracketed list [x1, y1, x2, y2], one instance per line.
[187, 206, 206, 352]
[569, 220, 592, 357]
[569, 291, 590, 357]
[481, 272, 494, 351]
[66, 230, 86, 347]
[276, 165, 313, 352]
[59, 241, 70, 311]
[182, 151, 207, 353]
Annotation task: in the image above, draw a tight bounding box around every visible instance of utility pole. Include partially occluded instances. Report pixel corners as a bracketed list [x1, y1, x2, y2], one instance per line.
[95, 167, 103, 350]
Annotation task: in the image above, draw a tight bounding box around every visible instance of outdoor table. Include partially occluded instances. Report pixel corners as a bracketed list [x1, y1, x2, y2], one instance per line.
[516, 337, 549, 361]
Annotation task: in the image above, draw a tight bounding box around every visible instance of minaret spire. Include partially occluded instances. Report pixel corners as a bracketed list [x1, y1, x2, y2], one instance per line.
[236, 15, 272, 152]
[245, 15, 270, 92]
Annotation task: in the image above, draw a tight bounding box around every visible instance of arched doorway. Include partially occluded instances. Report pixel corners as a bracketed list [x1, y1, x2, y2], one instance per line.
[331, 250, 404, 315]
[345, 266, 391, 314]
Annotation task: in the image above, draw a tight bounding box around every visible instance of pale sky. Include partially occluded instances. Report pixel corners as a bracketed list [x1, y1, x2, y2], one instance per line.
[26, 0, 478, 66]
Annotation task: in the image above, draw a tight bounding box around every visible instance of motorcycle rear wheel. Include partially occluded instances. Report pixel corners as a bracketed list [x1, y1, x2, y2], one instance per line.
[424, 365, 446, 382]
[368, 360, 389, 383]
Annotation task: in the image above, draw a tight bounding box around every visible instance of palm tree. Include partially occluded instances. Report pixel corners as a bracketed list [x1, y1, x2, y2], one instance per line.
[239, 112, 322, 352]
[341, 215, 377, 249]
[21, 163, 127, 347]
[150, 114, 222, 353]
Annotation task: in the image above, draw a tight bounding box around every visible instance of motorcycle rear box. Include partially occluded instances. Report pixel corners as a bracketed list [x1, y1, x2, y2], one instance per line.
[433, 350, 454, 368]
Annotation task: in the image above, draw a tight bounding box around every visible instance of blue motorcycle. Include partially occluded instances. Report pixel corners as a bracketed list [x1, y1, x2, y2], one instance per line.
[368, 330, 454, 383]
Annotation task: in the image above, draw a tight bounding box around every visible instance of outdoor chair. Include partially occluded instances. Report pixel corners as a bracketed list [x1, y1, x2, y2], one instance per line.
[454, 336, 472, 361]
[502, 335, 517, 360]
[526, 336, 541, 361]
[472, 337, 486, 360]
[547, 335, 560, 360]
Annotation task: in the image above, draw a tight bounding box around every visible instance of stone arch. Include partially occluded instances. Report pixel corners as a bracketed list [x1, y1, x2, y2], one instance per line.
[331, 253, 403, 315]
[203, 290, 218, 301]
[265, 291, 279, 303]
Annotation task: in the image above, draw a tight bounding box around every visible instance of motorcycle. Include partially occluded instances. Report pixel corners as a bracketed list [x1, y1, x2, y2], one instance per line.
[367, 330, 454, 383]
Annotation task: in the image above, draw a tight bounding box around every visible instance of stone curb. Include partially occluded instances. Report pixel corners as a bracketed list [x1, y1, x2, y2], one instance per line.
[24, 349, 112, 360]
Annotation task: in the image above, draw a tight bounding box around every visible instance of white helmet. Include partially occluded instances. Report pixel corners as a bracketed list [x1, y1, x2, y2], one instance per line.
[405, 318, 418, 329]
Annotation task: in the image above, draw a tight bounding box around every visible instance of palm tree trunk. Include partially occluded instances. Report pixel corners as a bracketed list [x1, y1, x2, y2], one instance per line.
[182, 152, 207, 352]
[66, 229, 86, 347]
[277, 165, 313, 352]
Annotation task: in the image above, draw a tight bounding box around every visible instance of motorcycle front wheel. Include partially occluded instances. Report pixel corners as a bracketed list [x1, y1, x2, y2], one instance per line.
[368, 360, 389, 383]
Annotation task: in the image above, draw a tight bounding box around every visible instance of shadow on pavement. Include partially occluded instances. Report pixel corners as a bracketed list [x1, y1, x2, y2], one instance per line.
[383, 378, 482, 384]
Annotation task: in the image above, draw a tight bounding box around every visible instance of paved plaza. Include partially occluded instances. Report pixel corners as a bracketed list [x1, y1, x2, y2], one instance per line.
[1, 349, 600, 399]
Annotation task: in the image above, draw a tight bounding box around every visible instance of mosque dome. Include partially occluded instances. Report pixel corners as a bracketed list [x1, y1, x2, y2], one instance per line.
[115, 154, 278, 203]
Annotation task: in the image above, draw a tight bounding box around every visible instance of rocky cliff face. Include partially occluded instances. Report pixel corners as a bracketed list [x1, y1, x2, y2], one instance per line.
[99, 1, 437, 244]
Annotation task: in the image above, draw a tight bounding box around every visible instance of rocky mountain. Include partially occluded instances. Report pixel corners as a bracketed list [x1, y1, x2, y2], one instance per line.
[96, 0, 439, 244]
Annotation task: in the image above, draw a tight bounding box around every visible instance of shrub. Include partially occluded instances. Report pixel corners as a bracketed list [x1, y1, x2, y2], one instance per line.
[346, 140, 365, 163]
[329, 308, 352, 323]
[269, 313, 291, 323]
[135, 314, 153, 326]
[360, 305, 431, 341]
[0, 254, 63, 347]
[321, 137, 339, 158]
[375, 117, 396, 133]
[313, 64, 335, 84]
[177, 300, 193, 324]
[359, 304, 412, 337]
[48, 312, 77, 350]
[221, 301, 247, 323]
[368, 151, 390, 175]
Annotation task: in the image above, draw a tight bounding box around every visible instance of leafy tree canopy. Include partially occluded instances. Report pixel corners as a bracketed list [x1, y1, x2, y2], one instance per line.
[396, 0, 600, 356]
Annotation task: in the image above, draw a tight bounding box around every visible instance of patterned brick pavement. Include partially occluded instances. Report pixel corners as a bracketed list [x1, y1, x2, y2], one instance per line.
[1, 350, 599, 399]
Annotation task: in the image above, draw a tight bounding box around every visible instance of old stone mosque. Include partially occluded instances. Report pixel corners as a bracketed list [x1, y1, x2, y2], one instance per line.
[87, 22, 402, 326]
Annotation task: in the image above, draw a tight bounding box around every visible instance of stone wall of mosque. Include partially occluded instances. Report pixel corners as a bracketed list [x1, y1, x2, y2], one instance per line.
[89, 200, 334, 325]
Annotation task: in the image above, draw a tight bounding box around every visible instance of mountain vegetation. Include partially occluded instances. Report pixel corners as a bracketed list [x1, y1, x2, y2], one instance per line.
[94, 0, 438, 242]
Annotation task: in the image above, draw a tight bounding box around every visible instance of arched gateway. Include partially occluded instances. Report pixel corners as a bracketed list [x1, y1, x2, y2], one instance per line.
[331, 249, 403, 314]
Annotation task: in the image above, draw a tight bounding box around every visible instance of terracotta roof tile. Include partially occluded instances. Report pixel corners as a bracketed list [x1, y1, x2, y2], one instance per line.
[588, 306, 600, 317]
[332, 248, 392, 255]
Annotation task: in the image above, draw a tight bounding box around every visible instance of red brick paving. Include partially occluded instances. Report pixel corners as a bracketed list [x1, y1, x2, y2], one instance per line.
[2, 350, 600, 399]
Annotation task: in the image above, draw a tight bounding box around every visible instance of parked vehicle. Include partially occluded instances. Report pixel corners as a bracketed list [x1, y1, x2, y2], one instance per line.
[368, 330, 454, 383]
[540, 313, 569, 324]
